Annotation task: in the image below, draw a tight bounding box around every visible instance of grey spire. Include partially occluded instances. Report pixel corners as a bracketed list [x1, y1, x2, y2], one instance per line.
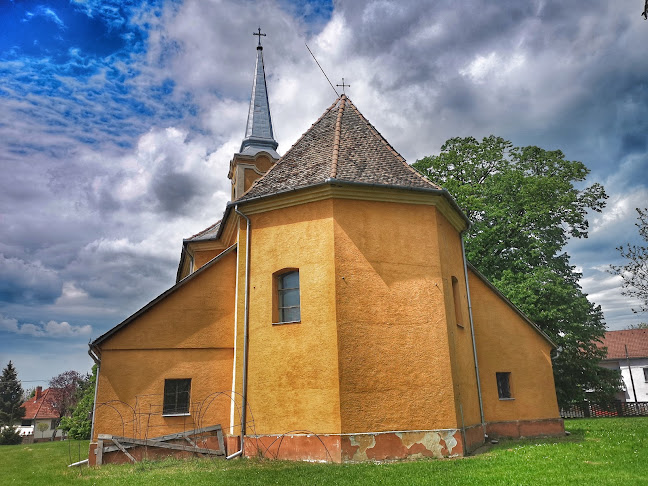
[239, 35, 279, 158]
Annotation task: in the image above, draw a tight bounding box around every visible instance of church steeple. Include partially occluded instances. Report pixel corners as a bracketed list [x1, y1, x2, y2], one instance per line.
[239, 28, 279, 158]
[228, 28, 280, 201]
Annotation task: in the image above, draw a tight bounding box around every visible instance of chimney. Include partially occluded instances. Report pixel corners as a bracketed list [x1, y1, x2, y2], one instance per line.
[35, 386, 42, 399]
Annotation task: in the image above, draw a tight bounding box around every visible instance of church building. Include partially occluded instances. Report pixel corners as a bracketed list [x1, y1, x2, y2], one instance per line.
[87, 34, 564, 464]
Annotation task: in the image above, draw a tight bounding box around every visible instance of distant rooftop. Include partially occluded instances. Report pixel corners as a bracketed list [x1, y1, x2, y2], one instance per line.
[599, 329, 648, 360]
[21, 388, 61, 420]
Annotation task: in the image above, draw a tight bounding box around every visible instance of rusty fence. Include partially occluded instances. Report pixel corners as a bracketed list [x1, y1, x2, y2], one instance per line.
[561, 401, 648, 418]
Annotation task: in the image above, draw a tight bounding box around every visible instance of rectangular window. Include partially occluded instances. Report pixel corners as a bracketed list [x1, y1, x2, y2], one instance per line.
[277, 270, 300, 323]
[163, 379, 191, 415]
[496, 372, 512, 399]
[644, 368, 648, 383]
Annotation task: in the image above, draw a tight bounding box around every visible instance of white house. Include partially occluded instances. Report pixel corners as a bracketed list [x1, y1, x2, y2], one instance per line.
[599, 329, 648, 402]
[19, 386, 63, 442]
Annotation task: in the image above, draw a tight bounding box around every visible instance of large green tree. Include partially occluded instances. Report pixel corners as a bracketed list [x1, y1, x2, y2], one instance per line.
[0, 361, 26, 445]
[610, 208, 648, 314]
[413, 136, 621, 406]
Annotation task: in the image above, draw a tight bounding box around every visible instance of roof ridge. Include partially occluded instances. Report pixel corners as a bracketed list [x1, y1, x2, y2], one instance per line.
[606, 329, 648, 333]
[187, 220, 221, 240]
[237, 95, 344, 200]
[33, 388, 48, 419]
[343, 98, 441, 190]
[330, 95, 347, 178]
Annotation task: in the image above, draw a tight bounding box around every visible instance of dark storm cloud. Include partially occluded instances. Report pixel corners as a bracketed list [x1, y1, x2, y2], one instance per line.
[153, 171, 203, 214]
[64, 245, 176, 302]
[0, 255, 62, 304]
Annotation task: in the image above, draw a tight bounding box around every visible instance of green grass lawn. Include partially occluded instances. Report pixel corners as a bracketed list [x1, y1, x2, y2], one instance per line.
[2, 418, 646, 485]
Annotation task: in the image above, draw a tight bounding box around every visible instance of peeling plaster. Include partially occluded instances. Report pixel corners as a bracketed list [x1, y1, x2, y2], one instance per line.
[348, 434, 377, 461]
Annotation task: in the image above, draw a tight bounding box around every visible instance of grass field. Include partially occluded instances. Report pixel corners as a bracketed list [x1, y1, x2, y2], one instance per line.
[1, 418, 646, 485]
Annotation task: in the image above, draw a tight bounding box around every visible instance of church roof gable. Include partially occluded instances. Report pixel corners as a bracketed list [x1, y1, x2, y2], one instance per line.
[237, 95, 440, 202]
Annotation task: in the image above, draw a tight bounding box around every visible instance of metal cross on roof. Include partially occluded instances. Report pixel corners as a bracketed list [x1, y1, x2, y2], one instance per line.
[253, 27, 266, 46]
[336, 78, 350, 94]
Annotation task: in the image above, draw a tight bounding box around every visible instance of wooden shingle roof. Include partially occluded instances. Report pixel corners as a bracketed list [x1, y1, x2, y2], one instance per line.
[185, 220, 221, 242]
[237, 95, 440, 201]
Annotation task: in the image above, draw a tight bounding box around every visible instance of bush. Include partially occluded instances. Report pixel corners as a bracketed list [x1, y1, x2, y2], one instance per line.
[59, 364, 96, 440]
[0, 426, 22, 445]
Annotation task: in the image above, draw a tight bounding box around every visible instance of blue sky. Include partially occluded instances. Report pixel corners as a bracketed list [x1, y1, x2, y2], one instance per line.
[0, 0, 646, 386]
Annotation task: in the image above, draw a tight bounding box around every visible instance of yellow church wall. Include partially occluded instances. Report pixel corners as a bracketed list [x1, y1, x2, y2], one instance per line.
[93, 248, 238, 441]
[193, 248, 227, 270]
[236, 199, 342, 435]
[101, 249, 236, 350]
[93, 348, 233, 441]
[434, 213, 482, 430]
[332, 199, 459, 433]
[468, 269, 560, 422]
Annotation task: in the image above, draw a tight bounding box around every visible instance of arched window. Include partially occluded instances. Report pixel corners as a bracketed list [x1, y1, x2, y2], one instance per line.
[276, 270, 300, 323]
[451, 276, 464, 328]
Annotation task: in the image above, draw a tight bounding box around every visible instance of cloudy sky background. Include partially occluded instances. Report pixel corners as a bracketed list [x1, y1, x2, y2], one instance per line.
[1, 0, 647, 385]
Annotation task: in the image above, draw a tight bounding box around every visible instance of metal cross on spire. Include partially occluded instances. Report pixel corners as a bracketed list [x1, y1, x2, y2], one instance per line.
[336, 78, 350, 94]
[253, 27, 266, 46]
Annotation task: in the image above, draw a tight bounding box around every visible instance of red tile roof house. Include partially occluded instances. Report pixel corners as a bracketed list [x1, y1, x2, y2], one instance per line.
[19, 386, 64, 443]
[598, 329, 648, 403]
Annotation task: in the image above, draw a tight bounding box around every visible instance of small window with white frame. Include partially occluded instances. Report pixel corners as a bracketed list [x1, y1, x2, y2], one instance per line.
[644, 367, 648, 383]
[275, 269, 300, 324]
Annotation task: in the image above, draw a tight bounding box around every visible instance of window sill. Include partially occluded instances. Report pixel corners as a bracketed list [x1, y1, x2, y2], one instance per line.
[498, 398, 515, 401]
[162, 413, 191, 417]
[272, 320, 301, 326]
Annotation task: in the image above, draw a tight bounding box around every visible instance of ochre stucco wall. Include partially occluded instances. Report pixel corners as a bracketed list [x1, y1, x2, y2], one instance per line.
[94, 348, 233, 441]
[238, 199, 342, 435]
[332, 199, 459, 433]
[193, 248, 227, 270]
[435, 212, 482, 429]
[469, 269, 560, 422]
[103, 251, 236, 350]
[93, 250, 237, 440]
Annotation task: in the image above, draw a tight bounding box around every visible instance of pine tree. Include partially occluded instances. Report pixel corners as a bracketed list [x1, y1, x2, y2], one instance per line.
[0, 361, 26, 445]
[0, 361, 25, 426]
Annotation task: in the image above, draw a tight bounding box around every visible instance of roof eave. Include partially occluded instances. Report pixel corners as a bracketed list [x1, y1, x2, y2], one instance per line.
[227, 178, 471, 230]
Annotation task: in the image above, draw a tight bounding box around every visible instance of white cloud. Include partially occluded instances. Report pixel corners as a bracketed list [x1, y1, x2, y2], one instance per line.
[459, 51, 526, 84]
[590, 188, 648, 237]
[23, 7, 66, 29]
[54, 282, 89, 305]
[0, 314, 91, 338]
